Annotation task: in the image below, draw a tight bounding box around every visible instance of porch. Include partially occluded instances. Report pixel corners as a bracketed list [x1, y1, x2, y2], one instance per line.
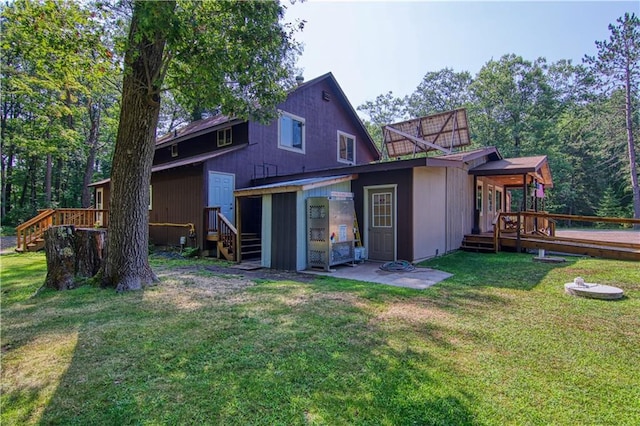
[462, 211, 640, 261]
[16, 207, 247, 262]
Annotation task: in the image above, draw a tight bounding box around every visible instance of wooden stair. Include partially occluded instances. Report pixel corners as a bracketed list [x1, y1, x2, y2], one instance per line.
[461, 234, 495, 253]
[241, 233, 262, 259]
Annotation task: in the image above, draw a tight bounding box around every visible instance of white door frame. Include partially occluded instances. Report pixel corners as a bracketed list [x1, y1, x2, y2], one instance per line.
[363, 184, 397, 261]
[208, 171, 236, 225]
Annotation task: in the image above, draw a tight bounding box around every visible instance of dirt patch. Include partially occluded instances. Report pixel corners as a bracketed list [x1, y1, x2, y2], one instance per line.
[203, 264, 316, 284]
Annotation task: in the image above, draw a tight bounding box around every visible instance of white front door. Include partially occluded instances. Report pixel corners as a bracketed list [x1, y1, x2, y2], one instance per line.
[208, 172, 235, 225]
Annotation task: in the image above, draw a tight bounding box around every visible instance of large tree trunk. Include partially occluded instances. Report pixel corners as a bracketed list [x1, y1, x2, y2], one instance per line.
[82, 101, 100, 207]
[624, 65, 640, 223]
[44, 153, 52, 207]
[100, 1, 175, 292]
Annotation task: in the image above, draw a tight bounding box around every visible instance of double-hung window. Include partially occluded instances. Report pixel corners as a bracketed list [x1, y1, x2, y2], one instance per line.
[278, 111, 305, 153]
[337, 131, 356, 164]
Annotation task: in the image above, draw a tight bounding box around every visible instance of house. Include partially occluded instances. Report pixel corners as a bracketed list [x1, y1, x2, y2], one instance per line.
[90, 72, 381, 257]
[234, 109, 553, 269]
[90, 73, 555, 270]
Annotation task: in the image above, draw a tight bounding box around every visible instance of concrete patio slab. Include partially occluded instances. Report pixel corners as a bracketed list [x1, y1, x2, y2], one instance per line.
[301, 261, 452, 290]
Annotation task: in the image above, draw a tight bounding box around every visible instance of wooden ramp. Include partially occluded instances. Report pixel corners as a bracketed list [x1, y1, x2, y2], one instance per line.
[462, 212, 640, 262]
[499, 234, 640, 261]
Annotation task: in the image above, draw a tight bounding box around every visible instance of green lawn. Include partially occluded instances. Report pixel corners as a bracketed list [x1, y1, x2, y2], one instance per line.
[1, 251, 639, 425]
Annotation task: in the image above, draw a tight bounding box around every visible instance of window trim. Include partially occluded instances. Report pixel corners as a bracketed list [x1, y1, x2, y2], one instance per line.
[170, 144, 178, 158]
[217, 127, 232, 147]
[277, 110, 305, 154]
[337, 130, 356, 164]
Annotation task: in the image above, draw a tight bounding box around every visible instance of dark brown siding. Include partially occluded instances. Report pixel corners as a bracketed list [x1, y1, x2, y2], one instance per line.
[149, 166, 203, 246]
[153, 122, 249, 166]
[271, 192, 297, 270]
[351, 168, 414, 261]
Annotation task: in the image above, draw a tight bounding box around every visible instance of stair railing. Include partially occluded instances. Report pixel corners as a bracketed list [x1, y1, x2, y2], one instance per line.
[15, 208, 109, 252]
[217, 212, 237, 261]
[15, 209, 55, 251]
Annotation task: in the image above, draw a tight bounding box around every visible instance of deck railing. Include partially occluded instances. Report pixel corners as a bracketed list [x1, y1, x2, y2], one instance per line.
[203, 206, 221, 236]
[16, 208, 109, 252]
[494, 211, 640, 254]
[203, 206, 237, 261]
[217, 212, 237, 261]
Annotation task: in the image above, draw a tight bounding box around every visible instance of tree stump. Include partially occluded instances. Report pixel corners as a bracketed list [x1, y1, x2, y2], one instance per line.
[43, 226, 107, 290]
[75, 228, 107, 278]
[44, 226, 77, 290]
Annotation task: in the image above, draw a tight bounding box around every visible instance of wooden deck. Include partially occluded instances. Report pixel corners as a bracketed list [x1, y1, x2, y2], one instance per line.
[462, 212, 640, 261]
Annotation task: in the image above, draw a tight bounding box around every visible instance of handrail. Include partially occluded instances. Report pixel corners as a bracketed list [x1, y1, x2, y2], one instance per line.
[217, 212, 237, 261]
[16, 209, 55, 251]
[494, 211, 638, 254]
[15, 208, 109, 252]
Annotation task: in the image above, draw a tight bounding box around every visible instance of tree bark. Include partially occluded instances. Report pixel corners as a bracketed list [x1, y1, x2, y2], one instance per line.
[75, 228, 107, 278]
[82, 101, 100, 207]
[100, 1, 175, 291]
[43, 226, 107, 291]
[45, 153, 52, 207]
[44, 226, 77, 290]
[624, 62, 640, 222]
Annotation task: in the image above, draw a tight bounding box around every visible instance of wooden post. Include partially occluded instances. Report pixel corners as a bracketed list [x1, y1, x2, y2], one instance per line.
[236, 196, 242, 263]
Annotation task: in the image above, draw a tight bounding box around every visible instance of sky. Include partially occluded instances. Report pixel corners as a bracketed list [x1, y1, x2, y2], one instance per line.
[284, 1, 638, 117]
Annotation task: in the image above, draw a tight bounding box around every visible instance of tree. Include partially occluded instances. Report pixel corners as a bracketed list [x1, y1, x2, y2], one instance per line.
[404, 68, 473, 117]
[0, 0, 120, 219]
[101, 0, 300, 291]
[585, 13, 640, 221]
[469, 54, 559, 157]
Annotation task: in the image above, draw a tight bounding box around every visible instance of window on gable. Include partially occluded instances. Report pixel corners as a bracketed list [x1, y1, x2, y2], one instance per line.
[171, 144, 178, 157]
[217, 127, 232, 147]
[337, 131, 356, 164]
[278, 111, 305, 153]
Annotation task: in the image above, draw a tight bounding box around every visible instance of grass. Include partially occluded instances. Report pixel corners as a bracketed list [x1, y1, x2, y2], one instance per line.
[1, 251, 639, 425]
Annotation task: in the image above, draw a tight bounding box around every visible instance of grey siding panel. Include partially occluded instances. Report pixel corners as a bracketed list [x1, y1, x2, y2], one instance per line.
[271, 192, 297, 270]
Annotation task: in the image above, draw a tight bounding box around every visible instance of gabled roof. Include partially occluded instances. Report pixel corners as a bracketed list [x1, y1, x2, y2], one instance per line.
[156, 115, 242, 148]
[284, 72, 380, 160]
[153, 72, 380, 160]
[153, 144, 247, 173]
[469, 155, 553, 188]
[88, 144, 248, 186]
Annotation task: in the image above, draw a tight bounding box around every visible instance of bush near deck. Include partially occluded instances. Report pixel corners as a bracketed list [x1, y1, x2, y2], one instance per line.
[1, 251, 638, 425]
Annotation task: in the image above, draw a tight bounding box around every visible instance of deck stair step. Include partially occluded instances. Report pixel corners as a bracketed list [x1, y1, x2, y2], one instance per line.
[241, 233, 261, 259]
[26, 238, 45, 252]
[461, 234, 495, 252]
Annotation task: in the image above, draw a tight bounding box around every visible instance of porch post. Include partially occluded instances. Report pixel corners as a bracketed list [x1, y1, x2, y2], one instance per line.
[522, 174, 527, 211]
[236, 196, 242, 263]
[472, 175, 480, 234]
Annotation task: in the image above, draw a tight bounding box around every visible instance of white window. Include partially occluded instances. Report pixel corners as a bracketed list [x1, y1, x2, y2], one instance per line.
[171, 144, 178, 157]
[148, 185, 153, 210]
[496, 189, 503, 211]
[278, 111, 305, 153]
[337, 131, 356, 164]
[217, 127, 232, 147]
